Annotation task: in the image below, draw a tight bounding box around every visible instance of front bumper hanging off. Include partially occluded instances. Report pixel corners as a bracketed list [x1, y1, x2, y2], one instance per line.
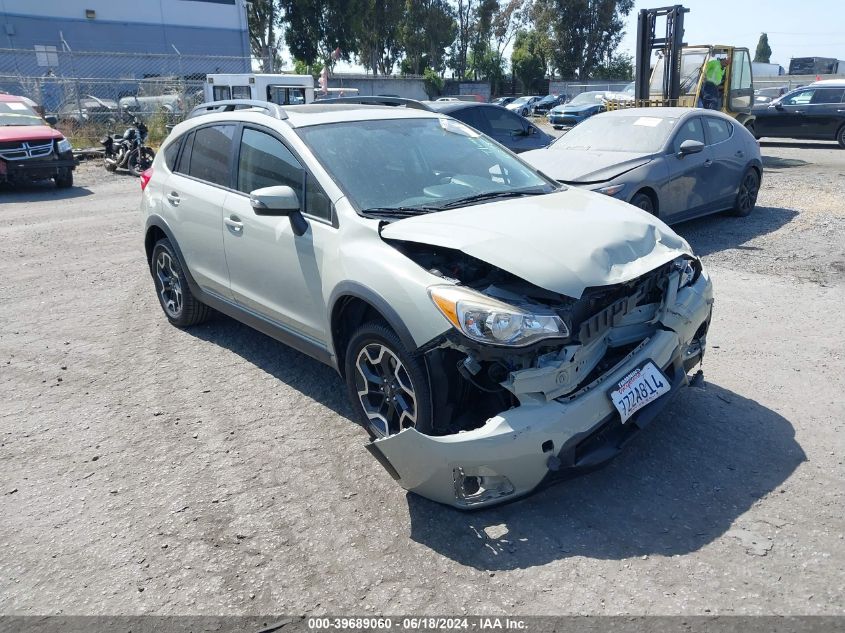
[368, 271, 714, 509]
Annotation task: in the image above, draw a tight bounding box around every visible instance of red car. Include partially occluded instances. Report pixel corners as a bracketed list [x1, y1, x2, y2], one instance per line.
[0, 94, 77, 188]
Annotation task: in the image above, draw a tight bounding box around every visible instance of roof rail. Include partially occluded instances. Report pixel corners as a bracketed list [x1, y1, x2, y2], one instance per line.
[311, 96, 434, 111]
[188, 99, 288, 120]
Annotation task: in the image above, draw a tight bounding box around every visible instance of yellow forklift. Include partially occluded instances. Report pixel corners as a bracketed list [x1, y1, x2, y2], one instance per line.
[610, 5, 756, 135]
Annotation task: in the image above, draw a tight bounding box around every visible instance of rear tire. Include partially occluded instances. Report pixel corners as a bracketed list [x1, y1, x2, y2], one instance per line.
[129, 147, 155, 177]
[631, 191, 656, 215]
[837, 124, 845, 149]
[344, 322, 433, 440]
[54, 170, 73, 189]
[150, 238, 211, 327]
[731, 168, 760, 217]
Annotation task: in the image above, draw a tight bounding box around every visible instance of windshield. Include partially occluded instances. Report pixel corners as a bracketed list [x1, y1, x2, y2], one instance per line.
[567, 92, 603, 106]
[296, 117, 556, 215]
[510, 96, 530, 105]
[650, 48, 709, 96]
[550, 114, 678, 153]
[0, 101, 43, 126]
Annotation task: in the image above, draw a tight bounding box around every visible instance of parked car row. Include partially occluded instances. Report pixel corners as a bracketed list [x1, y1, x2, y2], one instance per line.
[751, 79, 845, 148]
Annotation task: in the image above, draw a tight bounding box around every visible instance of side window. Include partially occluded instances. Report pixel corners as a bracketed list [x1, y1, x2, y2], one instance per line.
[212, 85, 231, 101]
[305, 173, 332, 221]
[704, 117, 732, 144]
[810, 88, 845, 104]
[237, 127, 303, 203]
[672, 117, 705, 152]
[175, 131, 194, 174]
[454, 107, 487, 133]
[188, 124, 236, 187]
[163, 136, 182, 171]
[487, 108, 525, 135]
[231, 85, 251, 99]
[783, 90, 814, 106]
[289, 88, 306, 105]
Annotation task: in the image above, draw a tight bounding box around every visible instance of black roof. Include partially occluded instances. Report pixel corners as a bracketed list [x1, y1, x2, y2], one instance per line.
[426, 101, 497, 113]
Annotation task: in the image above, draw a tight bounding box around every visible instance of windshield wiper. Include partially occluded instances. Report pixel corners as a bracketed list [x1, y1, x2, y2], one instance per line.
[360, 205, 441, 219]
[435, 189, 550, 210]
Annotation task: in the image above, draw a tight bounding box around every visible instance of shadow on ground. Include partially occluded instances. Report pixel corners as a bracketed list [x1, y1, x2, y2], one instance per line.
[0, 179, 92, 202]
[759, 140, 839, 151]
[673, 206, 798, 257]
[185, 313, 351, 419]
[406, 381, 805, 570]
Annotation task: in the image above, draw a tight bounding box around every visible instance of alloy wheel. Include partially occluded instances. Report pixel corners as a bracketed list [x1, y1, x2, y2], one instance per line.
[354, 343, 417, 438]
[737, 172, 759, 213]
[155, 251, 183, 318]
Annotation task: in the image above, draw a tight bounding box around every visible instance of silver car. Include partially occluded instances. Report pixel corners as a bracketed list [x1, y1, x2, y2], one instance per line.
[141, 100, 714, 509]
[523, 108, 762, 222]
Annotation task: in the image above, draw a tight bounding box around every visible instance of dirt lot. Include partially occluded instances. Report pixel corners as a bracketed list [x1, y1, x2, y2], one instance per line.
[1, 141, 843, 616]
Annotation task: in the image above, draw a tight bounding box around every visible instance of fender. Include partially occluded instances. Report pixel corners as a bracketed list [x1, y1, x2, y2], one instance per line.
[144, 214, 203, 297]
[328, 281, 419, 356]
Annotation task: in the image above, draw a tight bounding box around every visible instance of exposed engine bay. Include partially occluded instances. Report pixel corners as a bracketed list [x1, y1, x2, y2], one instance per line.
[385, 238, 706, 436]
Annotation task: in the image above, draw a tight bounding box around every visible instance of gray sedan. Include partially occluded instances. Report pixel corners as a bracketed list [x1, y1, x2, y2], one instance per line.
[522, 108, 763, 223]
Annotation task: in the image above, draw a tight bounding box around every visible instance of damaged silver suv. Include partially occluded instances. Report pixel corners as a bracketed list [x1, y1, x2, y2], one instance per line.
[141, 100, 714, 509]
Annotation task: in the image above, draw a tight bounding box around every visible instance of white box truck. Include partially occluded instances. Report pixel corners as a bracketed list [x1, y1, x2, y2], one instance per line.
[204, 74, 315, 105]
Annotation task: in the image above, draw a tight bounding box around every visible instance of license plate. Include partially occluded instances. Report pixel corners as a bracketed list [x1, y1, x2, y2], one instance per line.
[608, 361, 670, 424]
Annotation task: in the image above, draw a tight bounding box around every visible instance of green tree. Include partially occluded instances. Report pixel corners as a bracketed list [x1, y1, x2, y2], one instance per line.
[511, 30, 545, 93]
[532, 0, 634, 79]
[356, 0, 406, 75]
[279, 0, 359, 68]
[400, 0, 456, 75]
[592, 52, 633, 80]
[423, 67, 444, 98]
[754, 33, 772, 64]
[247, 0, 282, 71]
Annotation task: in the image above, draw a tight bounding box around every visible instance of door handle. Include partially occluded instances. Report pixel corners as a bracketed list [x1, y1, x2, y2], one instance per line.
[703, 159, 712, 167]
[837, 109, 845, 113]
[166, 192, 180, 206]
[735, 150, 744, 158]
[224, 216, 243, 232]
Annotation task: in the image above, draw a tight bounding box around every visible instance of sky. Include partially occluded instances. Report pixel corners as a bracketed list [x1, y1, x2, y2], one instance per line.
[619, 0, 845, 67]
[331, 0, 845, 75]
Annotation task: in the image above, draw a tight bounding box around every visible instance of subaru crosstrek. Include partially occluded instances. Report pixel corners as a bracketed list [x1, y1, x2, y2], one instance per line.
[141, 100, 714, 509]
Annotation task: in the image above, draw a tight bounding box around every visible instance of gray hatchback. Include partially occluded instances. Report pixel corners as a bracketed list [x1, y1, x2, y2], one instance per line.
[523, 108, 763, 223]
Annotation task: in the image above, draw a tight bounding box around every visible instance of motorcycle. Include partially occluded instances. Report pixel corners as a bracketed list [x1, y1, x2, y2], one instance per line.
[101, 118, 155, 177]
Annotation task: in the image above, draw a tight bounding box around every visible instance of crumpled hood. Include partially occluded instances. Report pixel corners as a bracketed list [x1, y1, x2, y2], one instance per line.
[380, 189, 691, 298]
[521, 148, 653, 183]
[0, 125, 63, 143]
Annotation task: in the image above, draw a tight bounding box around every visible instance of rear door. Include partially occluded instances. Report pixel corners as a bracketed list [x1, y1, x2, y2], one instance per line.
[164, 123, 236, 298]
[702, 116, 745, 208]
[805, 87, 845, 138]
[759, 88, 814, 138]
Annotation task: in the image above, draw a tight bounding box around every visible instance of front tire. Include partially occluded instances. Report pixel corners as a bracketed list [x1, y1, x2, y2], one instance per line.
[631, 191, 656, 215]
[150, 238, 211, 327]
[732, 168, 760, 217]
[344, 322, 432, 439]
[54, 170, 73, 188]
[837, 124, 845, 149]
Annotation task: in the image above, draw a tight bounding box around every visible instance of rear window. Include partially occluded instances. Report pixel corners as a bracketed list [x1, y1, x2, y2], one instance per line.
[186, 125, 235, 187]
[704, 117, 732, 145]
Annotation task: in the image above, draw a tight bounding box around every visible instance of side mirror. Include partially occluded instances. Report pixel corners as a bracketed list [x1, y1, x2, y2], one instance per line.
[677, 139, 705, 157]
[774, 102, 784, 110]
[250, 185, 308, 236]
[527, 125, 537, 135]
[44, 115, 58, 126]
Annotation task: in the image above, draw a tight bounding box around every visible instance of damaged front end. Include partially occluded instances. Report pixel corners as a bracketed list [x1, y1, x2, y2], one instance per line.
[370, 240, 713, 509]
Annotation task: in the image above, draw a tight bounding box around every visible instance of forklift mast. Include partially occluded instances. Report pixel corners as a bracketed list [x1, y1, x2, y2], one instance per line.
[634, 5, 689, 102]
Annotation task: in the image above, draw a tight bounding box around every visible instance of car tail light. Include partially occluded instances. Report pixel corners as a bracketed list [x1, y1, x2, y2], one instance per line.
[140, 167, 153, 191]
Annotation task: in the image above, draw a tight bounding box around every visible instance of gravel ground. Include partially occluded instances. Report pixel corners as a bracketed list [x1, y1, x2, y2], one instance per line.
[1, 142, 843, 616]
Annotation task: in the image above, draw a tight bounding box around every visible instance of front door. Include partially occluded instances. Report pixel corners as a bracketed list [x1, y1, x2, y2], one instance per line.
[221, 125, 334, 342]
[758, 88, 814, 138]
[664, 115, 715, 220]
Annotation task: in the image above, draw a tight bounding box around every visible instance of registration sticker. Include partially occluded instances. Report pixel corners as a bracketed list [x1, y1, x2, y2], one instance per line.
[633, 116, 662, 127]
[608, 361, 670, 423]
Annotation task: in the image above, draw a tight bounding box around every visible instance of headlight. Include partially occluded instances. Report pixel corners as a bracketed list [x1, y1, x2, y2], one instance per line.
[57, 138, 72, 154]
[428, 285, 569, 347]
[594, 184, 625, 197]
[675, 258, 700, 289]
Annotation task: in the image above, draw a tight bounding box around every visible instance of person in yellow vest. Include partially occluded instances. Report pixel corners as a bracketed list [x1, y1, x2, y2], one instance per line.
[701, 56, 729, 110]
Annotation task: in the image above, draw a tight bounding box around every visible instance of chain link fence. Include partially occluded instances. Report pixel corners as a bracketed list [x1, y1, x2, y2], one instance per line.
[0, 47, 254, 147]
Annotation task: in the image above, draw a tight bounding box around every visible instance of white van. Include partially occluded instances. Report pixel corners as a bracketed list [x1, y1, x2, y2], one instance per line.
[204, 74, 315, 105]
